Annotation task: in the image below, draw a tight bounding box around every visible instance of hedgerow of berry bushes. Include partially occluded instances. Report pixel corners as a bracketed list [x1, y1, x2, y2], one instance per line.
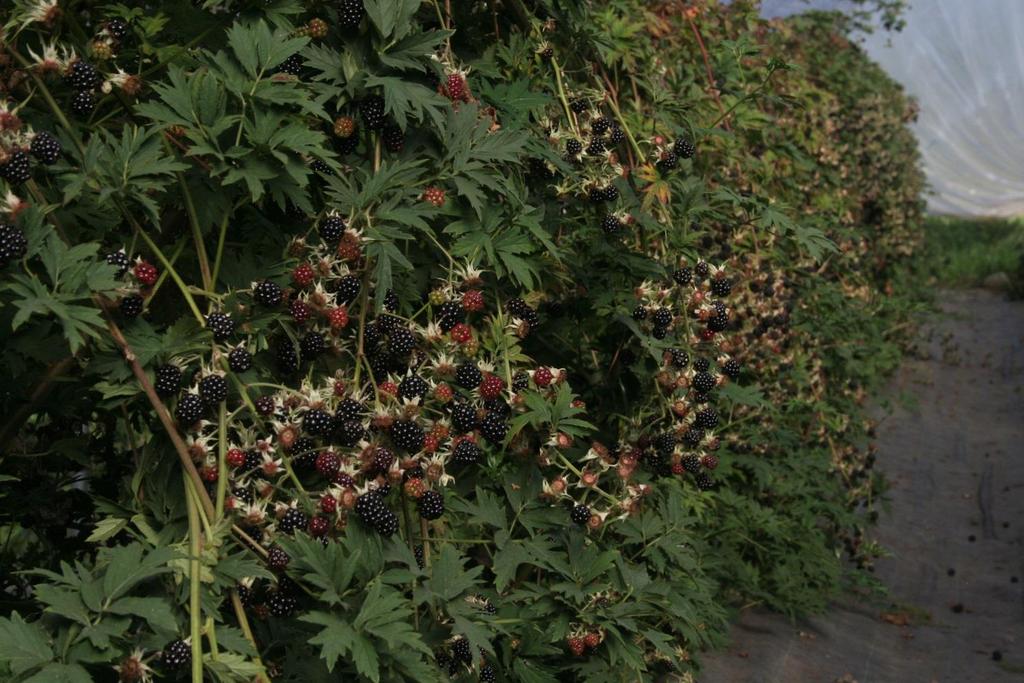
[0, 1, 921, 681]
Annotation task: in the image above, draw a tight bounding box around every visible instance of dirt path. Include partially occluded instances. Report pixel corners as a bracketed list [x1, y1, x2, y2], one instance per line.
[699, 289, 1024, 683]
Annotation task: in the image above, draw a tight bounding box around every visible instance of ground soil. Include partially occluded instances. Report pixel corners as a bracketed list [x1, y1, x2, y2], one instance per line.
[698, 290, 1024, 683]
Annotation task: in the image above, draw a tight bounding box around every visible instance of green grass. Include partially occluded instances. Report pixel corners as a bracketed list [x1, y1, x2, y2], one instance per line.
[921, 216, 1024, 290]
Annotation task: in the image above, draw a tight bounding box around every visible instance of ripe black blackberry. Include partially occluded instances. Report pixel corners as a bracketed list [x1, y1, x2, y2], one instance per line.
[376, 313, 400, 334]
[651, 325, 668, 340]
[253, 280, 282, 306]
[1, 151, 31, 185]
[601, 185, 619, 201]
[418, 490, 444, 520]
[692, 371, 716, 393]
[301, 331, 326, 359]
[484, 398, 511, 418]
[585, 138, 605, 156]
[335, 419, 365, 447]
[451, 403, 477, 433]
[304, 409, 333, 436]
[291, 439, 317, 468]
[162, 639, 191, 669]
[570, 504, 590, 526]
[228, 347, 252, 372]
[722, 358, 742, 379]
[609, 125, 625, 144]
[437, 300, 464, 332]
[199, 374, 228, 405]
[452, 438, 481, 465]
[278, 508, 309, 535]
[601, 214, 622, 235]
[267, 546, 290, 570]
[375, 509, 399, 535]
[106, 18, 129, 42]
[451, 638, 473, 664]
[668, 349, 689, 369]
[506, 297, 529, 318]
[674, 138, 695, 159]
[478, 412, 507, 445]
[274, 339, 299, 374]
[355, 491, 387, 525]
[710, 277, 732, 297]
[652, 307, 672, 327]
[455, 363, 482, 390]
[565, 138, 583, 156]
[319, 215, 345, 243]
[387, 327, 415, 356]
[414, 545, 425, 569]
[653, 433, 675, 456]
[569, 98, 588, 114]
[707, 310, 729, 332]
[683, 428, 704, 447]
[656, 151, 678, 172]
[336, 398, 364, 422]
[480, 664, 497, 682]
[632, 305, 647, 321]
[382, 124, 404, 152]
[106, 250, 129, 276]
[70, 91, 95, 117]
[255, 395, 276, 415]
[391, 420, 425, 452]
[206, 312, 234, 341]
[507, 299, 539, 328]
[241, 450, 262, 473]
[336, 274, 361, 303]
[268, 591, 297, 617]
[310, 159, 333, 175]
[30, 132, 61, 165]
[682, 454, 701, 474]
[339, 0, 365, 30]
[236, 583, 255, 607]
[278, 54, 303, 77]
[154, 364, 182, 396]
[693, 358, 710, 372]
[591, 117, 610, 135]
[66, 61, 102, 90]
[383, 288, 399, 312]
[694, 408, 718, 429]
[176, 392, 204, 425]
[120, 294, 143, 318]
[694, 472, 714, 491]
[694, 261, 710, 279]
[399, 374, 429, 401]
[360, 95, 386, 130]
[672, 268, 693, 287]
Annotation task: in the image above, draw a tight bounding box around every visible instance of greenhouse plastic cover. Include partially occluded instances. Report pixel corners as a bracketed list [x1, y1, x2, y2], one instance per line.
[761, 0, 1024, 217]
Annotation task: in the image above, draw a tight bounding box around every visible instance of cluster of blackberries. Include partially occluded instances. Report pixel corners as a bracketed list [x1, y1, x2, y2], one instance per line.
[236, 576, 301, 618]
[0, 132, 60, 186]
[355, 490, 399, 535]
[656, 137, 695, 173]
[506, 297, 539, 333]
[65, 60, 102, 117]
[435, 637, 475, 678]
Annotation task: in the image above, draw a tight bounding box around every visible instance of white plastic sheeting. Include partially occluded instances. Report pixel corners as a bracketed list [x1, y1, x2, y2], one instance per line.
[760, 0, 1024, 217]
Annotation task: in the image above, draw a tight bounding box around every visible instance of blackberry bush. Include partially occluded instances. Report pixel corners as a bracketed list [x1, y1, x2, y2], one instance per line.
[0, 2, 921, 682]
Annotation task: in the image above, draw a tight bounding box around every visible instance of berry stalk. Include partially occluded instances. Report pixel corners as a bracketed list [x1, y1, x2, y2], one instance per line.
[185, 476, 205, 683]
